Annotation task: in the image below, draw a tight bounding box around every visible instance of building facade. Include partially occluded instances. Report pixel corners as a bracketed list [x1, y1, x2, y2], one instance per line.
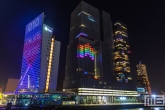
[113, 21, 132, 83]
[63, 1, 114, 90]
[63, 1, 137, 103]
[136, 61, 151, 94]
[19, 13, 61, 93]
[5, 78, 19, 93]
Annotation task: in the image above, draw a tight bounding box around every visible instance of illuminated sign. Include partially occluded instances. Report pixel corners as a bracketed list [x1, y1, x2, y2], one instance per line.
[144, 95, 164, 106]
[25, 13, 44, 34]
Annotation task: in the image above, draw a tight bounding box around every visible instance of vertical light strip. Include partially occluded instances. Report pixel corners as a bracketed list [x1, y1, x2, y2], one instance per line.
[28, 75, 30, 89]
[45, 38, 54, 93]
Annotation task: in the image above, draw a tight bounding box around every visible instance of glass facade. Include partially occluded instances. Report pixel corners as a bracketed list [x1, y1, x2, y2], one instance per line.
[69, 1, 100, 43]
[19, 13, 44, 92]
[19, 13, 60, 93]
[78, 95, 137, 104]
[64, 1, 102, 89]
[2, 91, 138, 106]
[136, 62, 151, 94]
[2, 92, 76, 106]
[64, 1, 136, 92]
[113, 21, 132, 83]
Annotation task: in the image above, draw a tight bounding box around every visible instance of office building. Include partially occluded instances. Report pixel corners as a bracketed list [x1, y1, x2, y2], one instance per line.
[63, 1, 138, 104]
[113, 21, 132, 83]
[19, 13, 61, 93]
[136, 61, 151, 94]
[63, 1, 114, 90]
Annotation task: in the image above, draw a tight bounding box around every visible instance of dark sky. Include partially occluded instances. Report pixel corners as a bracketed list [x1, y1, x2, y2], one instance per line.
[0, 0, 165, 94]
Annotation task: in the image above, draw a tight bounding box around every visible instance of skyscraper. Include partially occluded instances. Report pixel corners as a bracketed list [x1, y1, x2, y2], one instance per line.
[113, 21, 132, 83]
[136, 61, 151, 94]
[63, 1, 136, 93]
[64, 1, 112, 90]
[19, 13, 61, 93]
[63, 1, 138, 104]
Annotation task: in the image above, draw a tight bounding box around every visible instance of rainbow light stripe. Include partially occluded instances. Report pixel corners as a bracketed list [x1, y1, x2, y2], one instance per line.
[77, 43, 94, 60]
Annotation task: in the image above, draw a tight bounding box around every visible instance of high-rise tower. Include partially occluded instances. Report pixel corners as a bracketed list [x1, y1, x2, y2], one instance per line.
[63, 1, 138, 104]
[63, 1, 114, 90]
[63, 1, 136, 92]
[19, 13, 61, 93]
[136, 61, 151, 94]
[113, 21, 132, 83]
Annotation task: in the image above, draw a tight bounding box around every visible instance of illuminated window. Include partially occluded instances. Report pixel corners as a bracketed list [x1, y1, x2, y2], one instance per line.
[80, 24, 85, 27]
[126, 45, 129, 47]
[115, 38, 123, 42]
[124, 55, 129, 60]
[99, 81, 102, 84]
[114, 22, 121, 26]
[115, 31, 122, 35]
[82, 11, 91, 16]
[115, 43, 123, 47]
[115, 67, 122, 71]
[126, 67, 130, 72]
[121, 26, 127, 29]
[79, 68, 82, 71]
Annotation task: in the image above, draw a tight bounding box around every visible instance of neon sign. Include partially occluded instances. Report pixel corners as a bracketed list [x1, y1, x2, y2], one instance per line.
[26, 13, 44, 34]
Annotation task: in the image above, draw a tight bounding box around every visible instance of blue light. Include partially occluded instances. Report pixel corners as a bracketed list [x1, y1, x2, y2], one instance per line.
[152, 94, 156, 97]
[88, 16, 95, 22]
[45, 26, 52, 32]
[78, 12, 82, 16]
[84, 71, 88, 74]
[137, 87, 145, 92]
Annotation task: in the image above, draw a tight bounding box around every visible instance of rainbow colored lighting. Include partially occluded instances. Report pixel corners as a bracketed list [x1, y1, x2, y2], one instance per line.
[77, 43, 94, 60]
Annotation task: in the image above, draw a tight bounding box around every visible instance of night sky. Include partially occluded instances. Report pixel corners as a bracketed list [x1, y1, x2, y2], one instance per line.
[0, 0, 165, 94]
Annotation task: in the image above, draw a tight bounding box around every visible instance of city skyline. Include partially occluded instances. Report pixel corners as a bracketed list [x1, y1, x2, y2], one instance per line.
[0, 0, 165, 94]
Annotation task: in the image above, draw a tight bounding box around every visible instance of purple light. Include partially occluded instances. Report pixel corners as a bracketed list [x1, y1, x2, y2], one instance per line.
[24, 33, 41, 64]
[75, 32, 88, 38]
